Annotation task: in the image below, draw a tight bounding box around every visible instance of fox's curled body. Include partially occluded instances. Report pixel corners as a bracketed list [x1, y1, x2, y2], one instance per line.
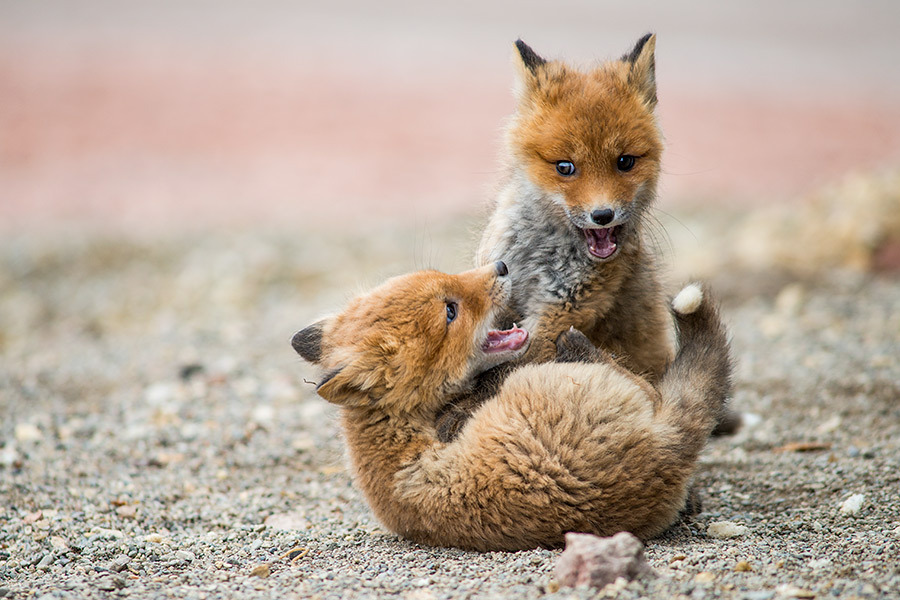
[292, 263, 732, 551]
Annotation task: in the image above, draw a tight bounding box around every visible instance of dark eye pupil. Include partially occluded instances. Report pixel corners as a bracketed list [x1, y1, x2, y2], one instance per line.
[446, 302, 457, 324]
[555, 161, 575, 176]
[617, 155, 636, 171]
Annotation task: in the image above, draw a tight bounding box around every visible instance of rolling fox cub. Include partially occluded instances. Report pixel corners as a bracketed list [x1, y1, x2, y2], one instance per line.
[439, 34, 740, 440]
[291, 262, 733, 551]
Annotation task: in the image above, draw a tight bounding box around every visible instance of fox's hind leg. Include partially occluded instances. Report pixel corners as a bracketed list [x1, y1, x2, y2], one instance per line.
[555, 327, 662, 407]
[554, 328, 610, 364]
[658, 283, 734, 447]
[669, 283, 740, 436]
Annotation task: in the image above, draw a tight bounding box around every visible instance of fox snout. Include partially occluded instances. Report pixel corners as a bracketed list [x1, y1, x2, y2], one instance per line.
[470, 260, 511, 310]
[580, 205, 628, 229]
[590, 208, 615, 226]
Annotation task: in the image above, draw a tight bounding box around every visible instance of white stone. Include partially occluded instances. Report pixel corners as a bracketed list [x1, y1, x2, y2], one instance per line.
[707, 521, 749, 539]
[14, 423, 42, 443]
[144, 382, 175, 405]
[839, 493, 865, 515]
[251, 404, 275, 423]
[816, 415, 842, 435]
[0, 445, 18, 467]
[741, 413, 763, 429]
[175, 550, 195, 562]
[264, 511, 308, 531]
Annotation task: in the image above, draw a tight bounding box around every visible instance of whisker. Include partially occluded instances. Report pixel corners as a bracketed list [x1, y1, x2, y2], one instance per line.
[653, 207, 699, 244]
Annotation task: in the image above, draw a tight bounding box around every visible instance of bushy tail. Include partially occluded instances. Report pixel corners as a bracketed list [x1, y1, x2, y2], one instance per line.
[656, 284, 734, 456]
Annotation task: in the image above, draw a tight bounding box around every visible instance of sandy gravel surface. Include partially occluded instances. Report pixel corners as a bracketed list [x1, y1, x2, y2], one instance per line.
[2, 202, 899, 599]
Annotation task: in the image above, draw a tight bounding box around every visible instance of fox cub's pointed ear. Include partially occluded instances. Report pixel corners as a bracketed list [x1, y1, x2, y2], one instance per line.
[512, 39, 546, 103]
[315, 364, 376, 407]
[623, 33, 657, 108]
[292, 320, 327, 364]
[315, 366, 352, 404]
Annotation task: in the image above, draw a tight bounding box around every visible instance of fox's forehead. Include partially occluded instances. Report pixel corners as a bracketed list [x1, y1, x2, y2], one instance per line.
[329, 271, 491, 343]
[519, 72, 659, 160]
[336, 274, 458, 322]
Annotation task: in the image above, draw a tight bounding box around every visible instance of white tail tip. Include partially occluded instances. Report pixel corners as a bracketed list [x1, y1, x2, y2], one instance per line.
[673, 284, 703, 315]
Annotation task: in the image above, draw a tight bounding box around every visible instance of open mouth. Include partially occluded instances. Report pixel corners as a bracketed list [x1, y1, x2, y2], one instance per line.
[481, 326, 529, 354]
[583, 226, 621, 259]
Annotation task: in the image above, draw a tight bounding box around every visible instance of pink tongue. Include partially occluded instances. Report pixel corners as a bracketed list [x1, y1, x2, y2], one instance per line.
[482, 327, 529, 353]
[585, 227, 617, 259]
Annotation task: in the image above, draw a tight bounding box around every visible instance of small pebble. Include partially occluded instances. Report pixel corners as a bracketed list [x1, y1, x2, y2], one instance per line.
[175, 550, 195, 562]
[694, 572, 715, 584]
[116, 504, 137, 519]
[840, 494, 865, 515]
[734, 560, 753, 572]
[815, 415, 841, 434]
[742, 592, 775, 600]
[707, 521, 749, 539]
[49, 536, 68, 551]
[264, 511, 308, 531]
[95, 576, 124, 591]
[250, 563, 271, 578]
[23, 510, 43, 524]
[778, 585, 816, 599]
[37, 553, 54, 569]
[0, 446, 18, 468]
[15, 423, 42, 443]
[113, 556, 132, 572]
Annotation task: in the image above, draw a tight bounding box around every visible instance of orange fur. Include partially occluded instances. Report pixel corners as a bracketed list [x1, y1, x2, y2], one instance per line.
[476, 35, 673, 378]
[292, 266, 733, 551]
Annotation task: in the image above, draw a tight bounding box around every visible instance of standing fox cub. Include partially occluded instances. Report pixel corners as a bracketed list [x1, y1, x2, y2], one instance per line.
[292, 262, 732, 551]
[479, 34, 671, 375]
[439, 35, 740, 440]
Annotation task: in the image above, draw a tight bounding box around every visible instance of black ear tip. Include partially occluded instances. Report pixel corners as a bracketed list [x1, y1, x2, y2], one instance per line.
[292, 322, 324, 363]
[514, 39, 547, 72]
[624, 32, 656, 63]
[636, 32, 655, 48]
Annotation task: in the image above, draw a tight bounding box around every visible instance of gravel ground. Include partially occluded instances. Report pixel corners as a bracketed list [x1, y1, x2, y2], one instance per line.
[2, 208, 899, 599]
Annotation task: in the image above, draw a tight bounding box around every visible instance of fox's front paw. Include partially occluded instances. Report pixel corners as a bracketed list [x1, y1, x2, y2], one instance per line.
[555, 328, 602, 363]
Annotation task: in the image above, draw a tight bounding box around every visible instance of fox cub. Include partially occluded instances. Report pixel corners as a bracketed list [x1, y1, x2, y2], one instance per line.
[292, 262, 732, 551]
[478, 34, 671, 376]
[440, 35, 740, 440]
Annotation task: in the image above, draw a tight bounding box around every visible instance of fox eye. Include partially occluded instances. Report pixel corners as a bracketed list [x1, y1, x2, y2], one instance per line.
[617, 155, 636, 172]
[445, 302, 458, 324]
[555, 161, 576, 177]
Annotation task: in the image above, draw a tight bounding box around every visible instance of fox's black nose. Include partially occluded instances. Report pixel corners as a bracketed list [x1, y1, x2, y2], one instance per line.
[590, 208, 614, 226]
[495, 261, 509, 277]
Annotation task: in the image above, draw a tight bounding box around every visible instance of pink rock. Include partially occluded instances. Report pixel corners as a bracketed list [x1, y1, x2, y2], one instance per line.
[555, 532, 654, 589]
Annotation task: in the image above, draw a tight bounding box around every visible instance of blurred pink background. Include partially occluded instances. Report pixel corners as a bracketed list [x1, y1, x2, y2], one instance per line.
[2, 0, 900, 232]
